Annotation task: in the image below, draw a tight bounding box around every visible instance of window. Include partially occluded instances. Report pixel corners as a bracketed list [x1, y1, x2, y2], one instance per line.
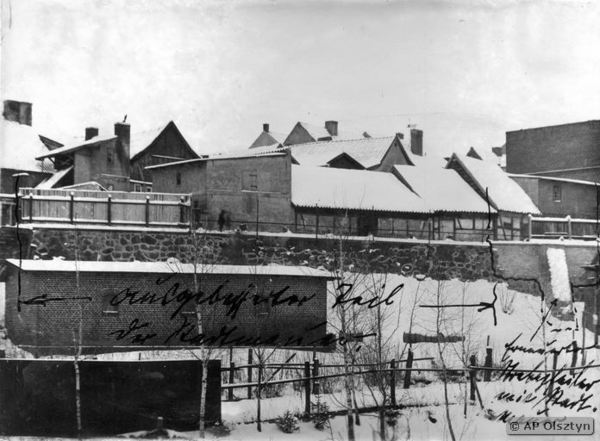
[176, 172, 182, 186]
[107, 147, 114, 164]
[133, 183, 142, 192]
[180, 298, 197, 316]
[102, 291, 119, 316]
[242, 171, 258, 191]
[553, 184, 562, 202]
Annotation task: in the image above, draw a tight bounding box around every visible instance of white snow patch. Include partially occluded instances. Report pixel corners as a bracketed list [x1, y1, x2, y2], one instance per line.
[546, 247, 572, 302]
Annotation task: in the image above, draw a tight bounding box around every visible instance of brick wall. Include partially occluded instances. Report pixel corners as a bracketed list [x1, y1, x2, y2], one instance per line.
[506, 120, 600, 180]
[5, 267, 328, 354]
[511, 176, 599, 218]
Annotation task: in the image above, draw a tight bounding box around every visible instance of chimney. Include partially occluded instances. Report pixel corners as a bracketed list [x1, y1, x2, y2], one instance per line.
[325, 120, 338, 137]
[3, 100, 32, 126]
[85, 127, 99, 141]
[410, 129, 423, 156]
[263, 123, 270, 133]
[114, 122, 131, 164]
[395, 132, 404, 140]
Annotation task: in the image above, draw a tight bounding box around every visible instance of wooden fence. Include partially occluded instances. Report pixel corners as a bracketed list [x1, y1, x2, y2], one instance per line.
[220, 346, 599, 417]
[10, 188, 190, 228]
[529, 214, 600, 240]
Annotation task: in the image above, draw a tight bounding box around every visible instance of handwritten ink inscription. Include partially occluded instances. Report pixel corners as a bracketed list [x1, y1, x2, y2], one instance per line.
[492, 330, 599, 421]
[107, 276, 401, 348]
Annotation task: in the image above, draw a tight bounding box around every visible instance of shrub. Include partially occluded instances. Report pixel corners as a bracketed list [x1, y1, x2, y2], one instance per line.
[311, 396, 330, 431]
[385, 409, 402, 427]
[276, 411, 300, 434]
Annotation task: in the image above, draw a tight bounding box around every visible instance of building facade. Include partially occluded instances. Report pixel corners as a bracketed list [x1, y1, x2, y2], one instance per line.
[5, 260, 332, 355]
[506, 120, 600, 182]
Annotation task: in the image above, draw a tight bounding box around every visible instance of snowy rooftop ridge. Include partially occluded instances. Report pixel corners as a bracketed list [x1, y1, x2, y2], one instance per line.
[291, 165, 431, 213]
[393, 165, 495, 214]
[288, 136, 395, 169]
[35, 134, 117, 160]
[449, 154, 541, 215]
[1, 120, 55, 172]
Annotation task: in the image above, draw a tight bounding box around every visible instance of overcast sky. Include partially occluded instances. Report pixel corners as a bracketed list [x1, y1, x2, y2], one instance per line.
[2, 0, 600, 157]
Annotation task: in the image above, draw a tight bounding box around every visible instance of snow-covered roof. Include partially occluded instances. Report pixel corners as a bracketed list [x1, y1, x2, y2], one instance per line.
[61, 181, 107, 191]
[289, 136, 394, 169]
[449, 154, 541, 215]
[6, 259, 333, 278]
[393, 165, 495, 214]
[292, 165, 430, 213]
[265, 131, 287, 145]
[1, 120, 54, 172]
[296, 122, 369, 142]
[35, 134, 117, 160]
[130, 125, 166, 159]
[35, 166, 73, 189]
[467, 146, 503, 165]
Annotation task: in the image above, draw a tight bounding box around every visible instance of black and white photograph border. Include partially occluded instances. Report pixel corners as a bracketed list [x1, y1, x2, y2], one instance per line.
[0, 1, 599, 440]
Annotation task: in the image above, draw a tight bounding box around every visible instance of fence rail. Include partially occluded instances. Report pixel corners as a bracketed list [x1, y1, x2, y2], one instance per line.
[528, 214, 600, 240]
[5, 188, 190, 228]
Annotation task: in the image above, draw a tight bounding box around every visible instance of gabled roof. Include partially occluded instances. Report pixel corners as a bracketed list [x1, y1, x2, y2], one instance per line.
[393, 165, 495, 214]
[447, 153, 541, 215]
[35, 166, 73, 189]
[297, 122, 332, 141]
[286, 122, 370, 145]
[130, 120, 197, 161]
[291, 165, 430, 213]
[467, 146, 503, 165]
[130, 125, 167, 158]
[1, 120, 55, 172]
[35, 134, 117, 160]
[289, 136, 396, 169]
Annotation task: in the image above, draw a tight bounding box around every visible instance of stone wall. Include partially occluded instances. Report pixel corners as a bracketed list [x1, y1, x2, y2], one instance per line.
[25, 227, 495, 281]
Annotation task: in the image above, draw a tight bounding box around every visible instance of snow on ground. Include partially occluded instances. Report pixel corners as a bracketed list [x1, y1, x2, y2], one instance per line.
[1, 274, 598, 440]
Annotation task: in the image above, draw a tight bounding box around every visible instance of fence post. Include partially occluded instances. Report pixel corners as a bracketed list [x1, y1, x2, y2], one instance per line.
[528, 214, 533, 240]
[145, 196, 150, 227]
[247, 349, 253, 399]
[228, 361, 235, 401]
[484, 344, 493, 382]
[390, 358, 396, 406]
[312, 358, 320, 395]
[179, 196, 185, 225]
[304, 361, 311, 415]
[469, 354, 477, 402]
[566, 215, 572, 239]
[546, 352, 559, 416]
[28, 194, 33, 221]
[70, 192, 75, 223]
[107, 194, 112, 225]
[315, 205, 320, 240]
[403, 349, 413, 389]
[582, 314, 587, 365]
